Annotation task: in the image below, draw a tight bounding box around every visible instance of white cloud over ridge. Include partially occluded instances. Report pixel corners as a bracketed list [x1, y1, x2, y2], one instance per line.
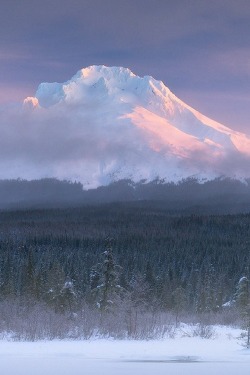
[1, 65, 250, 188]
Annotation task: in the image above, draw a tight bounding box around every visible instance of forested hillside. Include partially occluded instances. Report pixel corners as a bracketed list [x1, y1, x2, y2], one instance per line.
[1, 177, 250, 214]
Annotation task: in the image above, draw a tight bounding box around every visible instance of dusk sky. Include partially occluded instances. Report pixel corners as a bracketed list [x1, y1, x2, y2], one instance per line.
[1, 0, 250, 134]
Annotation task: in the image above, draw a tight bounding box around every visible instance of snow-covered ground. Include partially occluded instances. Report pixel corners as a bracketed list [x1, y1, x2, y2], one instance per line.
[1, 326, 250, 375]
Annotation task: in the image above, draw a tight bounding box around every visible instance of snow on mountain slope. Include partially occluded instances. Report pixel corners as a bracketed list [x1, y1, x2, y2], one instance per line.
[2, 65, 250, 187]
[33, 65, 249, 154]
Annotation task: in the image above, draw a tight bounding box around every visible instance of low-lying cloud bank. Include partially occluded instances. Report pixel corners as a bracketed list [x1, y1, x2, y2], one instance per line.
[0, 101, 168, 187]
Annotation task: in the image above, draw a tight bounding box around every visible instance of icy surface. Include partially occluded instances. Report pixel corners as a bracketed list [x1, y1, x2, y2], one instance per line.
[1, 326, 250, 375]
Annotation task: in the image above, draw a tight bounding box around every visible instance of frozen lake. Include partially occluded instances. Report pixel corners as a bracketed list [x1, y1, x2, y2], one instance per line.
[1, 327, 250, 375]
[2, 357, 250, 375]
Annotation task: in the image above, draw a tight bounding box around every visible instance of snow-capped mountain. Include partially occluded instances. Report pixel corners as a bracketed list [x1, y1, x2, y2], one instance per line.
[8, 65, 250, 186]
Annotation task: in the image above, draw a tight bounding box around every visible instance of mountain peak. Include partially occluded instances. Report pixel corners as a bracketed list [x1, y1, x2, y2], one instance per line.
[34, 65, 172, 108]
[17, 65, 250, 187]
[79, 65, 136, 80]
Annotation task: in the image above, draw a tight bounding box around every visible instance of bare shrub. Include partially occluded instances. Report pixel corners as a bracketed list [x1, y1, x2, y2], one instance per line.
[0, 298, 242, 341]
[180, 323, 216, 339]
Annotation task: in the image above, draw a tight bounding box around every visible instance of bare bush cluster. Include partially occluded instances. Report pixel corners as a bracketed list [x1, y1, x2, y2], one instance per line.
[0, 298, 241, 341]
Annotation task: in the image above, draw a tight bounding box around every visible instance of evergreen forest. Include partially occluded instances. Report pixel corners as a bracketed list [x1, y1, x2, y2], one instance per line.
[0, 202, 250, 340]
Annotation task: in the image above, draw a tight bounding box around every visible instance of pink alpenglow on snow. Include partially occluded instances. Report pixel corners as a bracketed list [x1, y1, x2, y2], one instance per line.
[1, 65, 250, 187]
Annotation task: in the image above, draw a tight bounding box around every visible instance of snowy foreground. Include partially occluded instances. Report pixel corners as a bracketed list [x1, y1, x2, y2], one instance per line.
[1, 326, 250, 375]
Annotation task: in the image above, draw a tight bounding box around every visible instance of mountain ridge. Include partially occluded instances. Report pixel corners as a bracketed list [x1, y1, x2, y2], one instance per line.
[16, 65, 250, 186]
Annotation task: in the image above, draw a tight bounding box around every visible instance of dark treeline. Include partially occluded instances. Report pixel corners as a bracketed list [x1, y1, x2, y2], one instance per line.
[0, 203, 249, 340]
[1, 177, 250, 213]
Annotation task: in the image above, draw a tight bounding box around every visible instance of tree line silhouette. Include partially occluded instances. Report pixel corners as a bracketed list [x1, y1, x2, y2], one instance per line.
[1, 177, 250, 213]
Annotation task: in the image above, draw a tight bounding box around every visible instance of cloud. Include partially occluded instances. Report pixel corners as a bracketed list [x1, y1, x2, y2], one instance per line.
[0, 95, 159, 187]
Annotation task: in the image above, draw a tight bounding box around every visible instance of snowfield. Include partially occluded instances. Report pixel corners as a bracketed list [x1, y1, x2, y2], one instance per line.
[1, 326, 250, 375]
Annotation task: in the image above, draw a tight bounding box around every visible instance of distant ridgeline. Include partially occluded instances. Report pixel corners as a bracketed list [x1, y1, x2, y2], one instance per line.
[1, 177, 250, 213]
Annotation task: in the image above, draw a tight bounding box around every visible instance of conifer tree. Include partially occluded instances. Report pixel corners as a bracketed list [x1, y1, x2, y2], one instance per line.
[92, 238, 122, 312]
[172, 286, 187, 326]
[45, 263, 66, 313]
[22, 250, 38, 302]
[60, 276, 77, 314]
[235, 276, 250, 347]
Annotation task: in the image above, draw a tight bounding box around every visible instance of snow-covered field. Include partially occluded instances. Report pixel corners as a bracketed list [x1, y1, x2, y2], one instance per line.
[1, 326, 250, 375]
